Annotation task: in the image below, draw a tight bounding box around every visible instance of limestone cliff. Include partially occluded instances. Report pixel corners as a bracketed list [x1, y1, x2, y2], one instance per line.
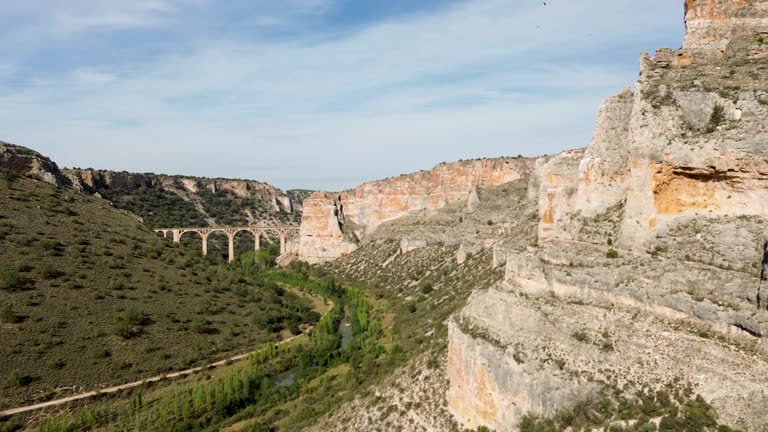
[299, 158, 529, 263]
[684, 0, 768, 53]
[447, 1, 768, 430]
[0, 141, 70, 187]
[65, 168, 300, 227]
[298, 192, 357, 264]
[529, 0, 768, 251]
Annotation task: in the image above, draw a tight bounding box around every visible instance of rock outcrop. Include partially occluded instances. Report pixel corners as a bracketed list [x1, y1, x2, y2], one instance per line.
[65, 168, 300, 227]
[448, 1, 768, 430]
[0, 141, 70, 186]
[298, 193, 358, 264]
[529, 0, 768, 251]
[299, 159, 528, 262]
[683, 0, 768, 53]
[67, 168, 295, 211]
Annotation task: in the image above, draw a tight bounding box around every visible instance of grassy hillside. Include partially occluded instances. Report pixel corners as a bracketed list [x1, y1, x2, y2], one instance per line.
[0, 176, 319, 410]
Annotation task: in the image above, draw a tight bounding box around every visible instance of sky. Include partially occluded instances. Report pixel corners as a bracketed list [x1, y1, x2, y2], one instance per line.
[0, 0, 685, 191]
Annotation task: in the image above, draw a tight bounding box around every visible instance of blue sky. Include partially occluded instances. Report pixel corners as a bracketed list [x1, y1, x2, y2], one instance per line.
[0, 0, 684, 190]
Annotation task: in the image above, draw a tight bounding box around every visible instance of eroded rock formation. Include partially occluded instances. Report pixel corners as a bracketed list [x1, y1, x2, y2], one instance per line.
[66, 168, 296, 213]
[447, 1, 768, 430]
[0, 141, 70, 186]
[299, 159, 529, 262]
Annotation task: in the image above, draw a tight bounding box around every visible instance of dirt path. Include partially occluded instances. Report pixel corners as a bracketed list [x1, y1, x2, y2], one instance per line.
[0, 288, 331, 418]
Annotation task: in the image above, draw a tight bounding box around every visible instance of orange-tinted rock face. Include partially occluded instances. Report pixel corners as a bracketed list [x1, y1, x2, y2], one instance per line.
[651, 162, 768, 217]
[684, 0, 768, 51]
[299, 159, 529, 262]
[342, 159, 525, 233]
[652, 164, 718, 215]
[535, 151, 583, 242]
[446, 331, 500, 429]
[298, 192, 357, 263]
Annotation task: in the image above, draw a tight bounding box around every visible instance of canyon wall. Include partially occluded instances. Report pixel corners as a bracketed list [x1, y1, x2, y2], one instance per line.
[448, 1, 768, 430]
[298, 192, 357, 264]
[67, 168, 295, 213]
[65, 168, 300, 227]
[683, 0, 768, 52]
[531, 0, 768, 250]
[299, 158, 529, 263]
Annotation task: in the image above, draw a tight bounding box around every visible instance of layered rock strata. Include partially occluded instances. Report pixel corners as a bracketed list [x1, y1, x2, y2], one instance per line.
[448, 1, 768, 430]
[299, 159, 529, 263]
[66, 168, 296, 214]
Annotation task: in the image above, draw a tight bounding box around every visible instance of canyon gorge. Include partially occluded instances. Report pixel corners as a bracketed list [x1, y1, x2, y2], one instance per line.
[2, 0, 768, 430]
[298, 0, 768, 430]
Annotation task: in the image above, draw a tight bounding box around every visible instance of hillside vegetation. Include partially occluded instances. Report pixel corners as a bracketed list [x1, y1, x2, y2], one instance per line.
[64, 170, 303, 228]
[0, 176, 319, 410]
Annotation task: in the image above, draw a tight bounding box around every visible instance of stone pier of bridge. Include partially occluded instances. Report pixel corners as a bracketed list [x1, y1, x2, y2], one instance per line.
[155, 225, 299, 263]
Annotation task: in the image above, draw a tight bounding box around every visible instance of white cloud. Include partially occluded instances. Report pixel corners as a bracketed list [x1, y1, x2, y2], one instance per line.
[0, 0, 684, 190]
[73, 69, 117, 85]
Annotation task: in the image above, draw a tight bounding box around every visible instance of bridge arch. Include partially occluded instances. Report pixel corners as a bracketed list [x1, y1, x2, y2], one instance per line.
[178, 229, 205, 241]
[155, 225, 299, 263]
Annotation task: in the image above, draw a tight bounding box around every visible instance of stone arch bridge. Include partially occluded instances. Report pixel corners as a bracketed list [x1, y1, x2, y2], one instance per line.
[155, 226, 300, 263]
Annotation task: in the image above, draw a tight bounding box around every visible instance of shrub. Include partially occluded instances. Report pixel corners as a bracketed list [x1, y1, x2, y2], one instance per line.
[419, 282, 433, 295]
[705, 103, 725, 133]
[426, 357, 439, 369]
[0, 305, 21, 324]
[124, 308, 151, 326]
[59, 206, 78, 216]
[95, 349, 112, 358]
[114, 322, 140, 339]
[40, 266, 66, 280]
[49, 358, 67, 370]
[572, 330, 590, 343]
[606, 249, 620, 259]
[3, 171, 19, 188]
[7, 369, 31, 387]
[191, 317, 215, 334]
[0, 269, 28, 292]
[289, 324, 302, 336]
[114, 309, 150, 339]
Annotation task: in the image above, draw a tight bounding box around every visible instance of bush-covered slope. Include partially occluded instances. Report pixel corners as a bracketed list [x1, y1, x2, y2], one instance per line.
[0, 176, 318, 409]
[64, 169, 304, 228]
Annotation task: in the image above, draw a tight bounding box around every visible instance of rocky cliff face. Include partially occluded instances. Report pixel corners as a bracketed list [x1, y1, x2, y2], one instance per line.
[298, 192, 357, 264]
[447, 1, 768, 430]
[66, 168, 300, 227]
[684, 0, 768, 53]
[0, 141, 70, 186]
[299, 158, 529, 263]
[68, 168, 294, 208]
[526, 0, 768, 251]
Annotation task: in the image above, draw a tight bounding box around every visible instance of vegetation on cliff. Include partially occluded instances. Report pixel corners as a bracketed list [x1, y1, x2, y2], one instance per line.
[519, 385, 743, 432]
[65, 169, 301, 229]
